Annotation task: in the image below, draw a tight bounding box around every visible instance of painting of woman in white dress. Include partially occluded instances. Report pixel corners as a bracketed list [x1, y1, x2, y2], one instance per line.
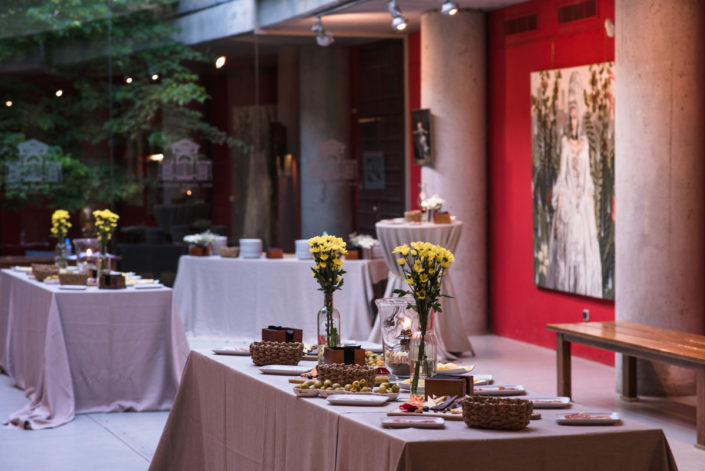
[531, 63, 615, 299]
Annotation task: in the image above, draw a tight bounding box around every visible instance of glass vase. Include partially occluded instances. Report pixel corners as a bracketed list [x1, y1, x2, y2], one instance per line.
[54, 240, 67, 269]
[317, 292, 341, 365]
[408, 311, 438, 395]
[97, 238, 110, 281]
[376, 296, 417, 381]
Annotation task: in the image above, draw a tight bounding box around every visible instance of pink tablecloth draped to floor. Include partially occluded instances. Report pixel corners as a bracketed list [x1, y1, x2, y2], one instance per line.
[150, 351, 677, 471]
[0, 269, 189, 429]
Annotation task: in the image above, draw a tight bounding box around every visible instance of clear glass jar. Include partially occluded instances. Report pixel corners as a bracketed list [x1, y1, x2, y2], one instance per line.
[54, 240, 67, 269]
[317, 292, 341, 365]
[408, 311, 438, 395]
[376, 297, 418, 381]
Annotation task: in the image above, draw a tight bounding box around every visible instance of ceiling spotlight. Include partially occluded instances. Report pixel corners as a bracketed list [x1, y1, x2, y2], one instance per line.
[215, 56, 226, 69]
[55, 89, 63, 97]
[441, 1, 459, 16]
[388, 0, 408, 31]
[312, 16, 334, 47]
[125, 76, 133, 84]
[5, 100, 12, 107]
[151, 74, 159, 81]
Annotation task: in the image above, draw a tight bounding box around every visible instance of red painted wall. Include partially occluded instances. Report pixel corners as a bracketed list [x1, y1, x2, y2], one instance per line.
[408, 32, 421, 210]
[489, 0, 615, 364]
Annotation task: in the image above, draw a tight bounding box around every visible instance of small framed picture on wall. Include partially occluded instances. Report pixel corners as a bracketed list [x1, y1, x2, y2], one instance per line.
[411, 109, 432, 166]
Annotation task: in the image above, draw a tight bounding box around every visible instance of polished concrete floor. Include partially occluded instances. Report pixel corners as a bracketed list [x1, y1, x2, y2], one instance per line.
[1, 335, 702, 470]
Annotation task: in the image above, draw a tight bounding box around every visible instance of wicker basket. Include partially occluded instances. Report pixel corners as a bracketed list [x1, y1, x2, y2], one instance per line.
[219, 246, 240, 258]
[32, 264, 60, 282]
[59, 273, 88, 285]
[250, 341, 303, 366]
[317, 363, 376, 387]
[462, 396, 533, 431]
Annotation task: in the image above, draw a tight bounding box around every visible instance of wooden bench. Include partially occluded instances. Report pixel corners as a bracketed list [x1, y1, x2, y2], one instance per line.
[546, 321, 705, 448]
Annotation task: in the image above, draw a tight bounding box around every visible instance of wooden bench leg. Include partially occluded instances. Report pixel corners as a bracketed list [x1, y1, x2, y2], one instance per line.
[556, 333, 571, 399]
[620, 355, 638, 402]
[697, 367, 705, 450]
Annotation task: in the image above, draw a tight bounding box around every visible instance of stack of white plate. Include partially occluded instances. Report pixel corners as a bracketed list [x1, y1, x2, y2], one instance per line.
[295, 239, 312, 260]
[239, 238, 263, 259]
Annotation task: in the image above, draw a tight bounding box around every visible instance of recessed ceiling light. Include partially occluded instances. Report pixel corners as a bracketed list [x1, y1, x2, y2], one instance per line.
[5, 100, 12, 107]
[151, 74, 159, 81]
[55, 89, 63, 97]
[125, 76, 133, 84]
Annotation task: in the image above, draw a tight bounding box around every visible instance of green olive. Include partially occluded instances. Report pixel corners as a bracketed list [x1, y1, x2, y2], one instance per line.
[344, 384, 352, 391]
[314, 380, 323, 389]
[332, 383, 341, 389]
[323, 379, 332, 387]
[359, 379, 367, 387]
[352, 381, 360, 389]
[391, 385, 400, 393]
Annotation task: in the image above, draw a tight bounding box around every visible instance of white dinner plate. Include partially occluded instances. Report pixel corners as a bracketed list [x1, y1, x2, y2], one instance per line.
[134, 283, 164, 289]
[327, 394, 389, 406]
[382, 417, 445, 429]
[473, 385, 526, 396]
[525, 396, 571, 409]
[13, 266, 32, 272]
[58, 285, 88, 291]
[317, 389, 399, 401]
[556, 412, 621, 425]
[436, 365, 475, 375]
[212, 347, 250, 356]
[259, 365, 312, 376]
[472, 374, 493, 385]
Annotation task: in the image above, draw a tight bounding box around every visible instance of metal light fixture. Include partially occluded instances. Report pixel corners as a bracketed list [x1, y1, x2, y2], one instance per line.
[312, 16, 334, 47]
[441, 1, 458, 16]
[388, 0, 408, 31]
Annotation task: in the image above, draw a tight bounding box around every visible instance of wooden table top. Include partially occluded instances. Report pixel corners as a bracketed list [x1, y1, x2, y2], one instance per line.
[546, 321, 705, 366]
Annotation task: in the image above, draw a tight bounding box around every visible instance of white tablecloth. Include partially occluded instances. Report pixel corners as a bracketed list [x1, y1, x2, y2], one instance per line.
[0, 269, 189, 429]
[369, 220, 474, 358]
[173, 255, 388, 343]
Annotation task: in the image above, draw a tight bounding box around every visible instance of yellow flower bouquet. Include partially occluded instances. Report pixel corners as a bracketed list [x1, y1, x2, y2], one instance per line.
[50, 209, 72, 268]
[393, 241, 455, 394]
[93, 209, 120, 275]
[309, 235, 347, 363]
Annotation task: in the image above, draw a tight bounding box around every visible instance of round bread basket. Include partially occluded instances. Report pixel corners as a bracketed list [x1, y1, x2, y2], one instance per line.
[250, 341, 303, 366]
[462, 396, 533, 431]
[32, 264, 60, 282]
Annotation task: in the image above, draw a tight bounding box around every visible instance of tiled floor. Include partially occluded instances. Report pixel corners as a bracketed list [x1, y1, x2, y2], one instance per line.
[1, 335, 702, 470]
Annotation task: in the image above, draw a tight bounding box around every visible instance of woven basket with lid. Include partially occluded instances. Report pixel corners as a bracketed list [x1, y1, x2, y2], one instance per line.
[317, 363, 376, 386]
[250, 341, 303, 366]
[462, 396, 533, 431]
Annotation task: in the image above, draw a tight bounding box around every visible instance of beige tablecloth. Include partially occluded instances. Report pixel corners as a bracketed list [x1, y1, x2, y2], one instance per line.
[370, 220, 474, 358]
[0, 269, 189, 429]
[150, 351, 677, 471]
[173, 256, 388, 343]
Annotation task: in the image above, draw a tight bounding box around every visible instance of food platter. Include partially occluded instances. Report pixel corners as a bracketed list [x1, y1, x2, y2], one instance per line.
[556, 412, 621, 425]
[472, 384, 526, 396]
[524, 396, 571, 409]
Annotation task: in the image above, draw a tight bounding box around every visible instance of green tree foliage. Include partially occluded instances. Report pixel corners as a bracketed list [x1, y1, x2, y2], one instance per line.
[0, 0, 243, 210]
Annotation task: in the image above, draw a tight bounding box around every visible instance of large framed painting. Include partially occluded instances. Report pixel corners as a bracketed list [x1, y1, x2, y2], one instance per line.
[531, 62, 615, 299]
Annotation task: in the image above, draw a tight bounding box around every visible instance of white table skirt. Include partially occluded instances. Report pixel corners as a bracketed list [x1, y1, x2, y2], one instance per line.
[0, 269, 189, 429]
[173, 255, 388, 343]
[368, 220, 474, 358]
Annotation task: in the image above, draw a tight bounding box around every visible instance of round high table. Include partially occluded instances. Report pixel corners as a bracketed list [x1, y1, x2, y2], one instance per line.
[368, 219, 475, 359]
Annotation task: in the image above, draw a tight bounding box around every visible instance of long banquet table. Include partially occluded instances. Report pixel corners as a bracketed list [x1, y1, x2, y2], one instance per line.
[149, 351, 677, 471]
[173, 255, 388, 342]
[0, 268, 189, 429]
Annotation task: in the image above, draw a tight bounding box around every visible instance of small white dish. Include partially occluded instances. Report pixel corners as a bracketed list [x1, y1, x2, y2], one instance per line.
[293, 387, 320, 397]
[327, 394, 389, 406]
[473, 385, 526, 396]
[317, 389, 399, 401]
[472, 374, 493, 385]
[436, 365, 475, 375]
[556, 412, 621, 425]
[382, 417, 445, 429]
[58, 285, 88, 291]
[134, 283, 164, 289]
[259, 365, 312, 376]
[525, 396, 571, 409]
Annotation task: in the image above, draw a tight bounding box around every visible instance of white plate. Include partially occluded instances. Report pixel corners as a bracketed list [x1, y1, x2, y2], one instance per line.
[317, 389, 399, 401]
[436, 365, 475, 375]
[259, 365, 312, 376]
[43, 279, 60, 285]
[327, 394, 389, 406]
[59, 285, 88, 291]
[382, 417, 445, 429]
[134, 283, 164, 289]
[472, 374, 493, 385]
[556, 412, 621, 425]
[293, 387, 320, 397]
[212, 347, 250, 356]
[13, 266, 32, 272]
[473, 385, 526, 396]
[525, 396, 571, 409]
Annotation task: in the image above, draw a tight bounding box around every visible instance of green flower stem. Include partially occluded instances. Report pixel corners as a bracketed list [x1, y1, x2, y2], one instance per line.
[324, 292, 337, 347]
[410, 313, 428, 396]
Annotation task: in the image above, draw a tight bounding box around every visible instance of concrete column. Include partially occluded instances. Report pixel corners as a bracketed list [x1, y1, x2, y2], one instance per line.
[277, 47, 300, 252]
[299, 46, 352, 239]
[616, 0, 705, 395]
[421, 11, 487, 334]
